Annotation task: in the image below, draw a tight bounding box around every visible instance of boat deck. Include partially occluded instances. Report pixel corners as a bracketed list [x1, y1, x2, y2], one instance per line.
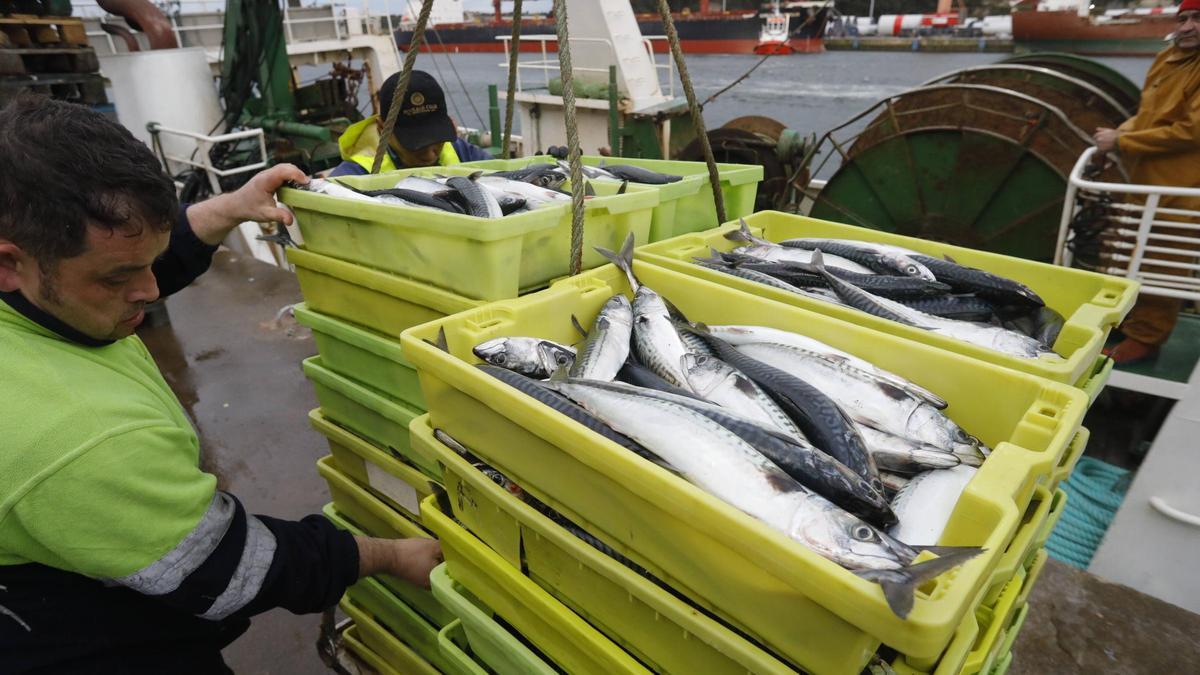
[144, 250, 1200, 674]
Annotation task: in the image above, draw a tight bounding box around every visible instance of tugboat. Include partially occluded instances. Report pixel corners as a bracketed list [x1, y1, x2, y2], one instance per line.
[755, 3, 794, 54]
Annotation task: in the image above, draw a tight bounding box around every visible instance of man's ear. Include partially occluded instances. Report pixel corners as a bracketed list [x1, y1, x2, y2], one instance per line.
[0, 241, 27, 293]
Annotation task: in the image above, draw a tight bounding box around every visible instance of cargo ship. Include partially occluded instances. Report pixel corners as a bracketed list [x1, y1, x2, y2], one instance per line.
[1012, 0, 1177, 56]
[396, 0, 829, 55]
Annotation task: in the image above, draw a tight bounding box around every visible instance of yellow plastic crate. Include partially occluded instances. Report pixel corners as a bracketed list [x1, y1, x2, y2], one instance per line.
[635, 211, 1139, 387]
[317, 455, 432, 541]
[421, 495, 652, 674]
[340, 597, 441, 675]
[961, 568, 1027, 675]
[400, 260, 1088, 671]
[461, 155, 763, 241]
[1047, 428, 1090, 492]
[287, 246, 483, 339]
[311, 409, 437, 519]
[1033, 490, 1068, 552]
[281, 166, 658, 301]
[343, 625, 403, 675]
[1075, 358, 1112, 406]
[322, 501, 453, 628]
[412, 415, 799, 674]
[978, 486, 1054, 607]
[896, 566, 1029, 675]
[295, 304, 425, 410]
[303, 357, 436, 477]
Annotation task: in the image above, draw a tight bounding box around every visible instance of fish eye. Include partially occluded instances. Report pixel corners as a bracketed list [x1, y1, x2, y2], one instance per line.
[852, 525, 877, 542]
[493, 354, 507, 365]
[556, 353, 570, 365]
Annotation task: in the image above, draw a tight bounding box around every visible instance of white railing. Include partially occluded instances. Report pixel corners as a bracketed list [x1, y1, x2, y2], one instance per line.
[147, 123, 268, 195]
[77, 1, 400, 55]
[1056, 147, 1200, 301]
[497, 34, 676, 99]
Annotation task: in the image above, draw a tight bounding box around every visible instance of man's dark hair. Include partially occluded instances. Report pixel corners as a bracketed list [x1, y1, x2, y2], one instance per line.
[0, 94, 178, 267]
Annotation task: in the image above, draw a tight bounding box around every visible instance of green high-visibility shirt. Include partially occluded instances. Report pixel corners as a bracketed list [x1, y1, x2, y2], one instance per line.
[0, 298, 214, 578]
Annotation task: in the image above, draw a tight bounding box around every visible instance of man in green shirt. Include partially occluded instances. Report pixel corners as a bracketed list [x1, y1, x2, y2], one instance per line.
[0, 94, 440, 673]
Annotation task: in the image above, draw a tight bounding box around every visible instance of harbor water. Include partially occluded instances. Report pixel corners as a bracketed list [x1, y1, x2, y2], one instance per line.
[364, 51, 1156, 149]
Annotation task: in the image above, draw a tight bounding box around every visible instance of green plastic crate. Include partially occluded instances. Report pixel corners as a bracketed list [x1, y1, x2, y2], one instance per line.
[993, 602, 1030, 670]
[341, 597, 441, 675]
[990, 648, 1014, 675]
[295, 304, 425, 410]
[431, 566, 559, 675]
[1015, 549, 1050, 609]
[635, 211, 1140, 387]
[462, 155, 763, 241]
[287, 246, 483, 339]
[401, 260, 1088, 672]
[414, 416, 798, 674]
[346, 577, 468, 675]
[303, 357, 435, 477]
[343, 625, 405, 675]
[322, 501, 453, 628]
[421, 496, 651, 674]
[281, 166, 658, 301]
[437, 621, 486, 675]
[311, 409, 437, 519]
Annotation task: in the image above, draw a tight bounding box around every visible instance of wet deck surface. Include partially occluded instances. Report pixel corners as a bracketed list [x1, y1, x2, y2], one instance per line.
[144, 250, 1200, 675]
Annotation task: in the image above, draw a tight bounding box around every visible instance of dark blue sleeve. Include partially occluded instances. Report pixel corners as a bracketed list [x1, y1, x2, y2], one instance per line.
[152, 205, 220, 298]
[328, 160, 368, 177]
[453, 138, 492, 162]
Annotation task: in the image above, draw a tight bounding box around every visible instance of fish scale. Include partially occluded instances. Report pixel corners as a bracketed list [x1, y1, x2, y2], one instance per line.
[545, 378, 907, 561]
[736, 341, 983, 457]
[689, 330, 882, 489]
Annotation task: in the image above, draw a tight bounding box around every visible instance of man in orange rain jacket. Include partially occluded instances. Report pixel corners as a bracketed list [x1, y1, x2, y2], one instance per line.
[1094, 0, 1200, 365]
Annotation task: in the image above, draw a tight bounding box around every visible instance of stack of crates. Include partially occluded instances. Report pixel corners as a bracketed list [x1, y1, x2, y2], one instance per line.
[397, 211, 1136, 674]
[282, 159, 763, 671]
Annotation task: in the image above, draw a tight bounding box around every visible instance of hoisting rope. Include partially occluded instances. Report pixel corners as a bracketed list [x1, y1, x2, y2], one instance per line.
[502, 0, 524, 159]
[371, 0, 436, 174]
[552, 0, 587, 275]
[655, 0, 727, 224]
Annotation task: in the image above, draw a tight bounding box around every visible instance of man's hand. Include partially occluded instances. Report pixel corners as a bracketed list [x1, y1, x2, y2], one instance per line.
[1094, 128, 1122, 153]
[185, 164, 309, 246]
[355, 536, 443, 589]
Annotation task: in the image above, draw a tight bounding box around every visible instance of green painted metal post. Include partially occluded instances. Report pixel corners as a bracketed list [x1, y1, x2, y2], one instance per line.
[608, 65, 620, 156]
[488, 84, 502, 156]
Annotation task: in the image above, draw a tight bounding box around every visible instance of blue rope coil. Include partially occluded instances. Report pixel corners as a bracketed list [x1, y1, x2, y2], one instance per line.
[1046, 457, 1131, 569]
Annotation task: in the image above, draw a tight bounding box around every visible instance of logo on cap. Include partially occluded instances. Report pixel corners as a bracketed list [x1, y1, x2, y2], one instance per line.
[411, 92, 426, 107]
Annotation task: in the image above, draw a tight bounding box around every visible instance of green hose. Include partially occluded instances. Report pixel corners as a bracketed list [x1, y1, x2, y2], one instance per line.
[1046, 457, 1130, 569]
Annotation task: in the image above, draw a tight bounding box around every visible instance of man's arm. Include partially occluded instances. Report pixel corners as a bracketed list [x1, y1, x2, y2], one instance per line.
[152, 164, 309, 297]
[10, 425, 439, 621]
[453, 137, 493, 162]
[1117, 93, 1200, 156]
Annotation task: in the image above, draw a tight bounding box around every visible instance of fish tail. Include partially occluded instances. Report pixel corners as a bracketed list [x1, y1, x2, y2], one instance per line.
[422, 327, 450, 353]
[856, 547, 983, 619]
[725, 218, 755, 244]
[596, 232, 640, 291]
